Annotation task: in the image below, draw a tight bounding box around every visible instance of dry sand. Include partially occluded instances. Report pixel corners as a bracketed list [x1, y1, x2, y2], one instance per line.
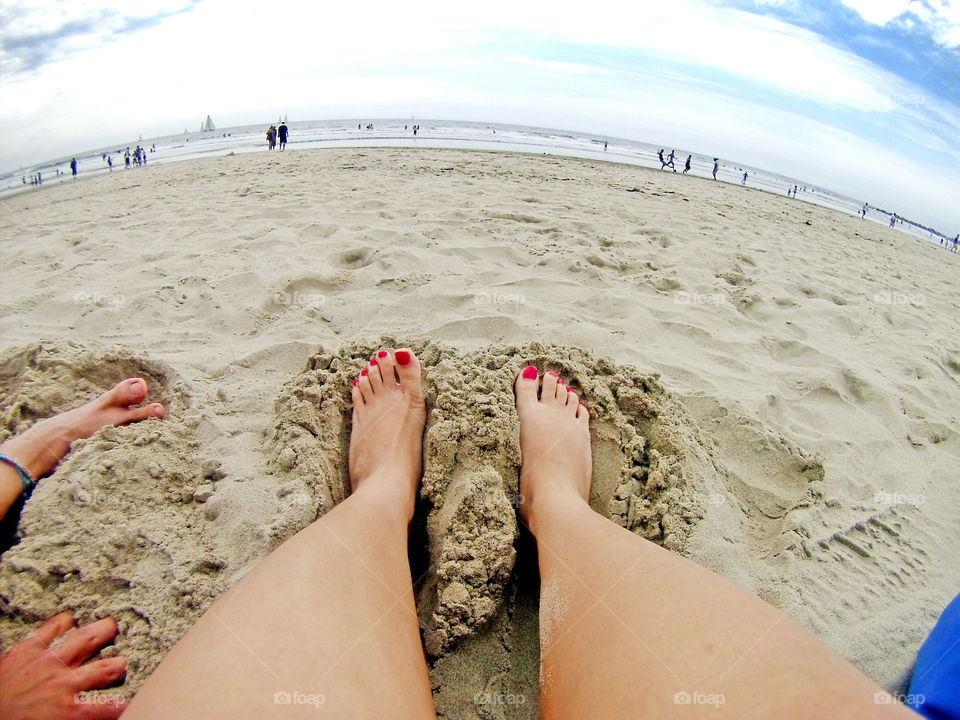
[0, 148, 958, 718]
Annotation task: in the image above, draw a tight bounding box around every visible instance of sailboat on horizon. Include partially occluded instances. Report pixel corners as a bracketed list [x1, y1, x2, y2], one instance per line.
[201, 115, 216, 132]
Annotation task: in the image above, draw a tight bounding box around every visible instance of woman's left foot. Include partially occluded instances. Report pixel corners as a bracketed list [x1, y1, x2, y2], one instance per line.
[1, 378, 165, 481]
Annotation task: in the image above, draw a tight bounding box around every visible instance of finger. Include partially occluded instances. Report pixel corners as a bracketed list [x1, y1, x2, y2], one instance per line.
[30, 611, 76, 647]
[51, 618, 118, 667]
[71, 655, 127, 692]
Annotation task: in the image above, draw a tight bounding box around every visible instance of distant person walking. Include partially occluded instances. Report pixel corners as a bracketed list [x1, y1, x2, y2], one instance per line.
[658, 149, 667, 169]
[266, 125, 277, 150]
[70, 158, 78, 177]
[712, 158, 719, 180]
[125, 148, 131, 168]
[742, 171, 748, 185]
[952, 234, 958, 252]
[667, 150, 676, 171]
[683, 155, 691, 174]
[278, 122, 288, 150]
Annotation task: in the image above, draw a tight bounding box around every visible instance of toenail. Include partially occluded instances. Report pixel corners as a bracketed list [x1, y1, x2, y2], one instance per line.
[353, 378, 359, 387]
[558, 379, 564, 384]
[567, 387, 574, 392]
[361, 368, 368, 376]
[522, 365, 538, 380]
[395, 350, 411, 366]
[378, 350, 388, 359]
[129, 379, 145, 393]
[547, 371, 557, 377]
[370, 357, 377, 366]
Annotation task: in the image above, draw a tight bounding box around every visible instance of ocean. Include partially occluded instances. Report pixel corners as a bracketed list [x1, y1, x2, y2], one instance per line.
[0, 118, 951, 247]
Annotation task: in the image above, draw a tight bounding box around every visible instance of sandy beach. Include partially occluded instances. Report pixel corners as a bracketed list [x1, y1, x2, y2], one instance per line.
[1, 148, 958, 718]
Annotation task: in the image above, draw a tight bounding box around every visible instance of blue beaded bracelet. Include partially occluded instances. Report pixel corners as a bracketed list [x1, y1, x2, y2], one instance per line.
[0, 453, 37, 496]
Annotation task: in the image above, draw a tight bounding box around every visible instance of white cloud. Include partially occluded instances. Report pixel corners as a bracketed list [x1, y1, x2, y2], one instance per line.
[840, 0, 960, 46]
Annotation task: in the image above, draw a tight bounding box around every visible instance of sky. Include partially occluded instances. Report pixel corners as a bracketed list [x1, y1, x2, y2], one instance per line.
[1, 0, 958, 233]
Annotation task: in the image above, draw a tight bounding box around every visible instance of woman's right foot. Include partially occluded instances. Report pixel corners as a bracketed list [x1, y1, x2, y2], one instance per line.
[514, 366, 592, 529]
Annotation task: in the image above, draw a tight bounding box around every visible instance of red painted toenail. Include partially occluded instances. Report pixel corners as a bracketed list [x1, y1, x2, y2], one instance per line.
[370, 357, 377, 366]
[378, 350, 388, 359]
[395, 350, 411, 366]
[547, 371, 557, 376]
[522, 366, 538, 380]
[353, 379, 359, 387]
[567, 387, 574, 392]
[558, 379, 564, 384]
[361, 368, 368, 376]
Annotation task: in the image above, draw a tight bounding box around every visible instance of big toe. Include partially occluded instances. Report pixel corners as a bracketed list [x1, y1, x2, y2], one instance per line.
[106, 378, 150, 407]
[392, 348, 422, 396]
[515, 365, 540, 411]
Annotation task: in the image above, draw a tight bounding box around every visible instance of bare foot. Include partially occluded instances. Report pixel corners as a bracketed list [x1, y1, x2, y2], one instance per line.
[349, 348, 425, 523]
[1, 378, 165, 482]
[514, 366, 592, 529]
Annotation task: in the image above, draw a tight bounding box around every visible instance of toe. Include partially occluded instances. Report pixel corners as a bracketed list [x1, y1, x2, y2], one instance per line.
[515, 365, 540, 411]
[357, 369, 373, 401]
[367, 356, 384, 391]
[393, 348, 422, 396]
[576, 400, 590, 422]
[106, 377, 149, 408]
[376, 349, 397, 387]
[541, 371, 560, 402]
[124, 403, 165, 423]
[564, 387, 579, 414]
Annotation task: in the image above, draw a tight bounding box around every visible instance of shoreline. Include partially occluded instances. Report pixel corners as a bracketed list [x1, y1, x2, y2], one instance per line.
[2, 119, 953, 246]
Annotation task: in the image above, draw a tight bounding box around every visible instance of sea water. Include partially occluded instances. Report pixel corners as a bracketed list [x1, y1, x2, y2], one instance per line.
[0, 118, 950, 247]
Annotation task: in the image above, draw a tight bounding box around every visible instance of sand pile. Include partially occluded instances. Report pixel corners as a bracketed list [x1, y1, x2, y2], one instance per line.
[1, 338, 717, 714]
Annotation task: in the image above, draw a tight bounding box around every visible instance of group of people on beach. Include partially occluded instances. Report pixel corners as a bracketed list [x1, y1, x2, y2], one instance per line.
[658, 148, 692, 174]
[0, 348, 955, 719]
[266, 122, 289, 150]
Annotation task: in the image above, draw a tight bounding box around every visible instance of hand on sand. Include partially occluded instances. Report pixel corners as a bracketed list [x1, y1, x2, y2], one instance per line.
[0, 613, 127, 720]
[514, 366, 592, 528]
[349, 348, 426, 524]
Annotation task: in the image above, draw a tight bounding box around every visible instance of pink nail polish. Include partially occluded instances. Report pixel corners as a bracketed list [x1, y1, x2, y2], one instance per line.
[547, 371, 557, 377]
[378, 350, 388, 359]
[395, 350, 411, 366]
[558, 379, 564, 384]
[353, 378, 359, 387]
[567, 387, 574, 392]
[370, 357, 377, 366]
[522, 366, 538, 380]
[361, 368, 368, 376]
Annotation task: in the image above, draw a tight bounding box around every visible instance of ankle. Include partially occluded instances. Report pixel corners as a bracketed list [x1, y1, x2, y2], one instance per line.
[350, 475, 418, 525]
[522, 487, 590, 537]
